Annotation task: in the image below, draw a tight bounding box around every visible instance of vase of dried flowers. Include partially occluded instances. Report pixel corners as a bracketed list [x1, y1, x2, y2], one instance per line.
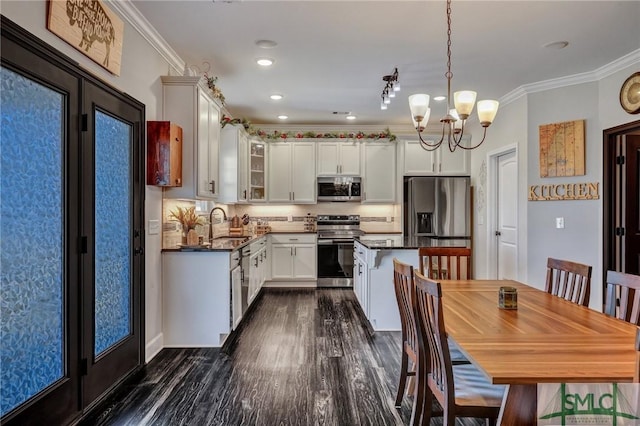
[169, 206, 205, 245]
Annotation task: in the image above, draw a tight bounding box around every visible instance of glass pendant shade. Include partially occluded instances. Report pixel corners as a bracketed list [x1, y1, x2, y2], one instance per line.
[380, 102, 388, 110]
[453, 90, 476, 118]
[393, 82, 401, 92]
[389, 90, 396, 98]
[477, 100, 499, 126]
[408, 94, 430, 121]
[449, 108, 462, 130]
[412, 107, 431, 131]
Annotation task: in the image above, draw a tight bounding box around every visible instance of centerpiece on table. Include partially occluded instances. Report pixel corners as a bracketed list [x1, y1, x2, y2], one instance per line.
[169, 206, 204, 245]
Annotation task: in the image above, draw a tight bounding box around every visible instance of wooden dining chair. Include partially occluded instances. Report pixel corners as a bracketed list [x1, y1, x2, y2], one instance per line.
[412, 270, 505, 426]
[418, 247, 472, 280]
[545, 257, 592, 307]
[604, 271, 640, 325]
[392, 258, 470, 413]
[393, 258, 419, 409]
[635, 327, 640, 383]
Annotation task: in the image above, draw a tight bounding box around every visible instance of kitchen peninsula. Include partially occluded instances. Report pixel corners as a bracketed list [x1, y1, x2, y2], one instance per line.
[162, 231, 317, 347]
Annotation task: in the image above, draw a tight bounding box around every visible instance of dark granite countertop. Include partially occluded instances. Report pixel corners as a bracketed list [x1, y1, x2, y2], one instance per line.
[162, 231, 317, 253]
[356, 236, 471, 250]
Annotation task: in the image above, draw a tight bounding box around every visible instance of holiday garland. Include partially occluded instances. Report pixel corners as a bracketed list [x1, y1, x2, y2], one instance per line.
[221, 115, 396, 141]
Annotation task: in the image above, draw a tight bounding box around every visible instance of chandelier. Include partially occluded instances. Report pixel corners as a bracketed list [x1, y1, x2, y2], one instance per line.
[380, 68, 400, 110]
[408, 0, 499, 151]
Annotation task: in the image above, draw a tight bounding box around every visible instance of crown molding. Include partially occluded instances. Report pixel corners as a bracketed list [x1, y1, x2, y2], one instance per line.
[107, 0, 185, 75]
[500, 48, 640, 107]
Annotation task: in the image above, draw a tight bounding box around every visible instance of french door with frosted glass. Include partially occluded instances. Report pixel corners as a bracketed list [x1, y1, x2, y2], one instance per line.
[0, 17, 144, 426]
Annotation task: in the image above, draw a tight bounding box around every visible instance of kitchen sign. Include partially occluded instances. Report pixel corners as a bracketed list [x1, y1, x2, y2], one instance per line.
[528, 182, 599, 201]
[47, 0, 124, 75]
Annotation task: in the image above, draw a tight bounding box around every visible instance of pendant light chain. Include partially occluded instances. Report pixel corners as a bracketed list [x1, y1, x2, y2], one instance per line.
[445, 0, 453, 113]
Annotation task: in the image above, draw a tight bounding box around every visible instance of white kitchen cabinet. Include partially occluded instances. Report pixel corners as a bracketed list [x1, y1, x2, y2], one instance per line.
[402, 137, 470, 176]
[219, 124, 249, 203]
[162, 251, 233, 347]
[352, 241, 421, 331]
[248, 238, 267, 305]
[249, 139, 266, 202]
[268, 142, 316, 203]
[317, 141, 361, 176]
[161, 76, 221, 200]
[353, 242, 369, 318]
[362, 142, 396, 203]
[268, 234, 317, 284]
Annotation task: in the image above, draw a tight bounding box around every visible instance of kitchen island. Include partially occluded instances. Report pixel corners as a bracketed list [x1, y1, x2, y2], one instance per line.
[354, 235, 471, 331]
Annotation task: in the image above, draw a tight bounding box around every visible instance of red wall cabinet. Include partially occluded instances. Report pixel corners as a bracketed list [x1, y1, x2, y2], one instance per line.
[147, 121, 182, 186]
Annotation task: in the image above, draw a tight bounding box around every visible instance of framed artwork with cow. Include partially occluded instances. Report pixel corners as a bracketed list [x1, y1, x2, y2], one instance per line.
[47, 0, 124, 76]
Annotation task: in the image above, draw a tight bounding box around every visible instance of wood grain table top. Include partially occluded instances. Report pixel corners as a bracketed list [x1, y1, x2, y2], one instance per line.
[440, 280, 638, 385]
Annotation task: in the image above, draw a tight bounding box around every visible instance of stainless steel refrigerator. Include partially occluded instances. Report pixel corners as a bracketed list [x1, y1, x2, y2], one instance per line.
[404, 176, 470, 238]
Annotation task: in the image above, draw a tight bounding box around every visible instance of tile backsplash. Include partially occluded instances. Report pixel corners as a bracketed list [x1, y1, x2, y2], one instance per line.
[162, 200, 401, 248]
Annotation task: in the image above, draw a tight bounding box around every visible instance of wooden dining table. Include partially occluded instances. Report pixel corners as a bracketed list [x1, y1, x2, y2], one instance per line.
[439, 279, 638, 425]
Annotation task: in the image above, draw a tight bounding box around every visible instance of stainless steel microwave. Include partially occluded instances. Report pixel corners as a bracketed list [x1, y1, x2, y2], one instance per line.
[317, 176, 361, 202]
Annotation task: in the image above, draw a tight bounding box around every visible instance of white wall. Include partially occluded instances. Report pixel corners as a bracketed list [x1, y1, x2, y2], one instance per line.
[1, 1, 178, 361]
[469, 60, 640, 311]
[526, 83, 601, 303]
[469, 96, 528, 281]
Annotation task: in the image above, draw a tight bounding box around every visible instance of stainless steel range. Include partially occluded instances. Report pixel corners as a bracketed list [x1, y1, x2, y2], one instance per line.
[316, 215, 363, 288]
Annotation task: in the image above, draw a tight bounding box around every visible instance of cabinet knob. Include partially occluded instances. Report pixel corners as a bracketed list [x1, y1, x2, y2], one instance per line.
[210, 180, 216, 193]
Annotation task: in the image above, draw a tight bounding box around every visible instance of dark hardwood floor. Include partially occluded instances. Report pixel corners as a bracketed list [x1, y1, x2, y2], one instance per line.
[83, 289, 485, 425]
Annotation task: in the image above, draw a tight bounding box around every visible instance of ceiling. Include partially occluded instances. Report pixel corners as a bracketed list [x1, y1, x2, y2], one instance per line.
[131, 1, 640, 127]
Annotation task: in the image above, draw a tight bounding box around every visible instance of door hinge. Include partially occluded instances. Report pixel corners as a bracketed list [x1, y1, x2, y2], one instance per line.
[80, 236, 88, 254]
[616, 155, 625, 165]
[81, 114, 88, 132]
[80, 358, 88, 376]
[615, 227, 625, 236]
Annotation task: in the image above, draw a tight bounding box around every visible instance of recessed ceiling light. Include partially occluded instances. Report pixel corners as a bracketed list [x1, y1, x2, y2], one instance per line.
[256, 58, 274, 67]
[278, 115, 288, 120]
[346, 115, 356, 120]
[433, 96, 446, 101]
[255, 39, 278, 49]
[543, 41, 569, 50]
[270, 94, 283, 100]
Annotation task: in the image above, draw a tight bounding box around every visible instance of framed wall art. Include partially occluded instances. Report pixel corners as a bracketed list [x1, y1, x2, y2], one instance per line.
[47, 0, 124, 76]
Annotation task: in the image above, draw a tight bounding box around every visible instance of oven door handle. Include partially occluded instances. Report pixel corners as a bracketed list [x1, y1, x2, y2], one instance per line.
[332, 239, 355, 244]
[317, 239, 335, 245]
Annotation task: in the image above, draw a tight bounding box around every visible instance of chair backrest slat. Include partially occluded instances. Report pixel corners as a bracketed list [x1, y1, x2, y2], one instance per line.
[393, 258, 418, 357]
[545, 258, 592, 307]
[604, 271, 640, 325]
[418, 247, 472, 280]
[635, 327, 640, 383]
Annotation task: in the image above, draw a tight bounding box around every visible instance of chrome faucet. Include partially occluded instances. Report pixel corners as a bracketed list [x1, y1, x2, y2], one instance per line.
[209, 207, 228, 242]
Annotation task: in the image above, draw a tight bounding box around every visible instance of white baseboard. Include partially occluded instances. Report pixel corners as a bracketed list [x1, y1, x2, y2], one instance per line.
[145, 333, 164, 363]
[263, 281, 317, 288]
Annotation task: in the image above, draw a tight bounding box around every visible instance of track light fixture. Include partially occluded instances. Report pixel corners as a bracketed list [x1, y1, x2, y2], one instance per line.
[380, 67, 400, 110]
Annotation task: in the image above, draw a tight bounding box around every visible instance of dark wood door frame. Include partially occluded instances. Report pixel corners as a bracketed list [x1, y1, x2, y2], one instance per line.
[1, 15, 145, 426]
[603, 119, 640, 306]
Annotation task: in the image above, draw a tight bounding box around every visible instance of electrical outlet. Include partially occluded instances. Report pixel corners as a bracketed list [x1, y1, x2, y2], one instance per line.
[556, 217, 565, 229]
[287, 215, 293, 222]
[148, 219, 160, 235]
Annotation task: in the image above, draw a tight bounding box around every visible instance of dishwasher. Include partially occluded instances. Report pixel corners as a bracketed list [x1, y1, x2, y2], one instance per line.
[239, 245, 252, 320]
[230, 250, 242, 330]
